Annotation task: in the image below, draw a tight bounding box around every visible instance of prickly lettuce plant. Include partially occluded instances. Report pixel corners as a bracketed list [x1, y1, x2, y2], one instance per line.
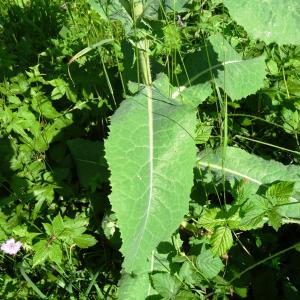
[101, 0, 300, 298]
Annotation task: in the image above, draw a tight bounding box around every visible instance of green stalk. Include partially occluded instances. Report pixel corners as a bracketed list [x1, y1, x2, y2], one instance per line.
[229, 242, 300, 284]
[132, 0, 152, 86]
[132, 2, 154, 298]
[234, 135, 300, 156]
[19, 264, 47, 299]
[137, 39, 152, 86]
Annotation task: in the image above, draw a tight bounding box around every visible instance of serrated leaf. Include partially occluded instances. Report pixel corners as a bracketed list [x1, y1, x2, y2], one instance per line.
[50, 84, 67, 100]
[32, 240, 50, 267]
[179, 261, 203, 286]
[52, 214, 64, 237]
[196, 249, 223, 279]
[64, 216, 88, 229]
[267, 209, 282, 231]
[195, 121, 213, 144]
[282, 109, 300, 134]
[151, 272, 182, 299]
[73, 234, 97, 248]
[198, 208, 226, 231]
[210, 226, 233, 256]
[175, 291, 198, 300]
[43, 223, 53, 236]
[209, 34, 266, 100]
[105, 74, 196, 273]
[224, 0, 300, 45]
[266, 181, 295, 205]
[31, 94, 60, 119]
[48, 243, 62, 265]
[239, 195, 268, 230]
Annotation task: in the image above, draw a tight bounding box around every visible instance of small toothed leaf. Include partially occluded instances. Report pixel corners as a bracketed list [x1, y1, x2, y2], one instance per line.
[210, 226, 233, 256]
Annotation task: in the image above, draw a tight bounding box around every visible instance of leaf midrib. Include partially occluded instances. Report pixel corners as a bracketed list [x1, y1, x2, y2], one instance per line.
[198, 160, 298, 202]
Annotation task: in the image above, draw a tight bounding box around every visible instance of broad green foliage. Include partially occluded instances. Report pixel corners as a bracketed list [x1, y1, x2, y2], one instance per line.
[224, 0, 300, 45]
[175, 82, 212, 108]
[118, 271, 152, 300]
[198, 146, 300, 195]
[32, 214, 97, 267]
[209, 34, 266, 100]
[87, 0, 133, 33]
[198, 147, 300, 228]
[165, 0, 190, 13]
[1, 0, 300, 298]
[105, 74, 196, 273]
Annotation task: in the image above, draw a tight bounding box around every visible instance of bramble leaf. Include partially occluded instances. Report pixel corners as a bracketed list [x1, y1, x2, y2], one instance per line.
[196, 249, 223, 279]
[267, 209, 282, 231]
[210, 226, 233, 256]
[239, 195, 268, 230]
[151, 272, 182, 299]
[198, 208, 226, 231]
[266, 181, 295, 206]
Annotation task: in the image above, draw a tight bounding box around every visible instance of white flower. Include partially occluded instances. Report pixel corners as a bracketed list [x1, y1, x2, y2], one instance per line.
[1, 238, 22, 255]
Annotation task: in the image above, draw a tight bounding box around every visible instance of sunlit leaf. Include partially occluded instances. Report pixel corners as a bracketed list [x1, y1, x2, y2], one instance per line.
[224, 0, 300, 45]
[105, 74, 196, 273]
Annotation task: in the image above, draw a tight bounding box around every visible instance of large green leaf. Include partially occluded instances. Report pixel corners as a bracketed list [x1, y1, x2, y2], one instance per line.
[118, 271, 151, 300]
[165, 0, 190, 13]
[198, 147, 300, 191]
[178, 34, 266, 101]
[105, 74, 196, 273]
[209, 34, 266, 100]
[87, 0, 133, 33]
[197, 147, 300, 219]
[224, 0, 300, 45]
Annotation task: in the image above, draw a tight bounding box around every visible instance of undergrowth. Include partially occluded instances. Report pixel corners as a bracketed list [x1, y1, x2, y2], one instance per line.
[0, 0, 300, 299]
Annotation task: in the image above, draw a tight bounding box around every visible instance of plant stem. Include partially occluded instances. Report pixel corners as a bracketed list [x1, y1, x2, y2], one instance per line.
[234, 134, 300, 156]
[229, 242, 299, 284]
[19, 264, 47, 299]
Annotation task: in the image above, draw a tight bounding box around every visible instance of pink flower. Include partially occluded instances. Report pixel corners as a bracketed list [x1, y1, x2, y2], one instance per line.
[1, 238, 22, 255]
